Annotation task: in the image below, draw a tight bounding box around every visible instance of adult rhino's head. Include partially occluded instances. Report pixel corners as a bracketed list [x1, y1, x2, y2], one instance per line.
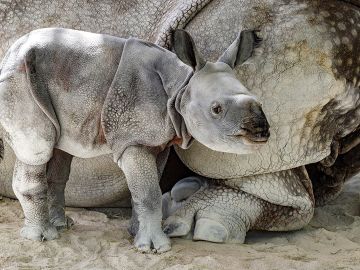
[173, 29, 270, 154]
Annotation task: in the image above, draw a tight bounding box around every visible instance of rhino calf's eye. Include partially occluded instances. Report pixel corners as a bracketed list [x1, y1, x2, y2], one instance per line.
[211, 103, 223, 115]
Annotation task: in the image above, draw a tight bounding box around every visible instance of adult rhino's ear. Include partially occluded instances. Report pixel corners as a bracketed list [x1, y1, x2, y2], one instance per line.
[172, 29, 206, 71]
[218, 30, 261, 68]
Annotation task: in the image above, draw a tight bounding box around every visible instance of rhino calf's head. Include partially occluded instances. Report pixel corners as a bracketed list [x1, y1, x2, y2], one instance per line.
[173, 29, 270, 154]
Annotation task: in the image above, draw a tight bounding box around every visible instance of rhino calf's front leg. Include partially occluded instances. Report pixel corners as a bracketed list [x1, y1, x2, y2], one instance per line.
[119, 146, 171, 253]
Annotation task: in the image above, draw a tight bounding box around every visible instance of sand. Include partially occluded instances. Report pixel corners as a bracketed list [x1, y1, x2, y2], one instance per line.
[0, 178, 359, 270]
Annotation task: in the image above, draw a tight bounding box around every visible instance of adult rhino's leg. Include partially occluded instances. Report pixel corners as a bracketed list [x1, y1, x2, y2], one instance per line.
[163, 167, 314, 243]
[163, 179, 259, 243]
[47, 149, 74, 229]
[307, 82, 360, 205]
[307, 131, 360, 206]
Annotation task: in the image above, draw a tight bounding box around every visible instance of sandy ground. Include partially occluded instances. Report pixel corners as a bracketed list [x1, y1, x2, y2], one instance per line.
[0, 178, 359, 270]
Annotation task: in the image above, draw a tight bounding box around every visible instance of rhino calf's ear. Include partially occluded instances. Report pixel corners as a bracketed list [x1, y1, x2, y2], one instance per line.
[172, 29, 206, 71]
[218, 30, 262, 68]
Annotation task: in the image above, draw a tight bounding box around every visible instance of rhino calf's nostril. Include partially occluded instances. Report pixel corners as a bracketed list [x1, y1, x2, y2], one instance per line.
[261, 129, 270, 139]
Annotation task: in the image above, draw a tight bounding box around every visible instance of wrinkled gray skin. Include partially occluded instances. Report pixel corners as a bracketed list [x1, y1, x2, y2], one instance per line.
[0, 27, 268, 252]
[0, 0, 359, 246]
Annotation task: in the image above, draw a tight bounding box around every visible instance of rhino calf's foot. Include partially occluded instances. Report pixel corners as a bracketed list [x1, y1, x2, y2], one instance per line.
[50, 214, 74, 231]
[21, 224, 59, 241]
[135, 214, 171, 253]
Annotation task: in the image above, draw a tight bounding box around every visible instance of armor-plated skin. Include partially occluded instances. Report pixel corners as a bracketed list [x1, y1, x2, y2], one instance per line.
[0, 27, 267, 252]
[0, 0, 359, 245]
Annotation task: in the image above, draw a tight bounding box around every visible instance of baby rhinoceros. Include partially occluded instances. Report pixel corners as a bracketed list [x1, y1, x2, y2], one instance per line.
[0, 28, 270, 252]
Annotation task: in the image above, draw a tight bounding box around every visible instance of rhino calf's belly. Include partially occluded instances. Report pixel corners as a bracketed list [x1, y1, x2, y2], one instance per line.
[56, 136, 112, 159]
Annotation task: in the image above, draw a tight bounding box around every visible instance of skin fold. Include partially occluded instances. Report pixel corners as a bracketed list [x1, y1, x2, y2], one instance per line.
[0, 27, 268, 252]
[0, 0, 359, 245]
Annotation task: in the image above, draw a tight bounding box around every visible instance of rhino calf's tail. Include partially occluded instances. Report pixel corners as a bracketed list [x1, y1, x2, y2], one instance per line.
[0, 138, 3, 160]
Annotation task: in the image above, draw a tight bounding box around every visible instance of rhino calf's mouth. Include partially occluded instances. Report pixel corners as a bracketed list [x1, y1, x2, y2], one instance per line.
[231, 126, 270, 144]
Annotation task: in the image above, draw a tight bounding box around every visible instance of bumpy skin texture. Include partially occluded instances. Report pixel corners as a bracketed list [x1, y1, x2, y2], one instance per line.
[176, 0, 360, 178]
[0, 28, 196, 251]
[163, 167, 314, 243]
[0, 26, 267, 252]
[47, 149, 74, 229]
[166, 0, 360, 241]
[12, 159, 59, 241]
[0, 0, 359, 244]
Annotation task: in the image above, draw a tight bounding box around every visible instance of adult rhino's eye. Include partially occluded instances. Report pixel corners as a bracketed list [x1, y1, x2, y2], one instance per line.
[211, 103, 223, 115]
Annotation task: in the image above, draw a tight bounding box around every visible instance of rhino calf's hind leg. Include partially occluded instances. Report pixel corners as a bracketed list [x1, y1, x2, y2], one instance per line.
[47, 149, 74, 230]
[12, 159, 58, 241]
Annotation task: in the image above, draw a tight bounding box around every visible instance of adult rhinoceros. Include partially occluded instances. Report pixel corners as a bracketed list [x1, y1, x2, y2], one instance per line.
[0, 0, 359, 243]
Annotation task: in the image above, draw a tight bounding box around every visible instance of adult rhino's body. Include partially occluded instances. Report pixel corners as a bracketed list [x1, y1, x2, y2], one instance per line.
[0, 0, 359, 242]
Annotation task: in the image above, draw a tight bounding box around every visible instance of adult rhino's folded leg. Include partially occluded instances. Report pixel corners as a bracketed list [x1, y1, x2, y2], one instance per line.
[163, 180, 262, 243]
[239, 167, 315, 232]
[47, 149, 74, 230]
[163, 167, 315, 243]
[12, 159, 59, 241]
[307, 139, 360, 206]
